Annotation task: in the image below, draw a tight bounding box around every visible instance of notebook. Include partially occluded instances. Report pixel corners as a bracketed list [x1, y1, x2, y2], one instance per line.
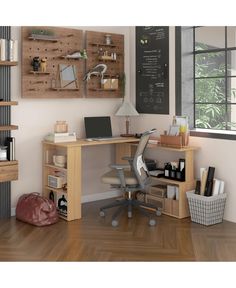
[84, 116, 120, 140]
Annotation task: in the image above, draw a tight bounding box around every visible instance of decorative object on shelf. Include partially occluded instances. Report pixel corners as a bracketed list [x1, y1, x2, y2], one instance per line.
[83, 63, 107, 81]
[115, 100, 139, 137]
[53, 155, 66, 168]
[104, 34, 112, 45]
[59, 64, 79, 89]
[40, 57, 47, 72]
[62, 49, 88, 60]
[31, 56, 40, 71]
[0, 146, 7, 161]
[54, 121, 68, 133]
[57, 193, 67, 216]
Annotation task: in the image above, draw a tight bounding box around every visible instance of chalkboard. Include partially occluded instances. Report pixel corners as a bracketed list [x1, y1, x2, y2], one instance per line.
[136, 26, 169, 114]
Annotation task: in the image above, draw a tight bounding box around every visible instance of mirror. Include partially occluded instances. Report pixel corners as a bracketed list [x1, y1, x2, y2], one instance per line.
[59, 64, 78, 89]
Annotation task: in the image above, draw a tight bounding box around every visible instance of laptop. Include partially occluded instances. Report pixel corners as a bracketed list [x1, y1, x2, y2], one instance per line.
[84, 116, 121, 140]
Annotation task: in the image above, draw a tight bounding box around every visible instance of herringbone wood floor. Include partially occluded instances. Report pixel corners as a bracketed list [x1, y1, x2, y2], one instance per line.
[0, 199, 236, 261]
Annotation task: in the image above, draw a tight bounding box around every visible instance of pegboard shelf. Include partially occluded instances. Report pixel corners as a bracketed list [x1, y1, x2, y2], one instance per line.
[29, 71, 50, 75]
[89, 88, 117, 92]
[51, 88, 80, 91]
[89, 42, 116, 48]
[28, 36, 59, 42]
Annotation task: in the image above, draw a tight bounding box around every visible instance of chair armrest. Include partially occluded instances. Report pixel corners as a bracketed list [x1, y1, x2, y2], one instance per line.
[109, 164, 130, 170]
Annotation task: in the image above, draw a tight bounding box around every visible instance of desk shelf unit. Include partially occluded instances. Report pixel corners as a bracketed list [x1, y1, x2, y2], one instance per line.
[144, 145, 199, 219]
[42, 141, 81, 221]
[42, 138, 138, 221]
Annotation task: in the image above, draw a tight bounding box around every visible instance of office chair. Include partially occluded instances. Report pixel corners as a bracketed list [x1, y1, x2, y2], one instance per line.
[99, 129, 161, 227]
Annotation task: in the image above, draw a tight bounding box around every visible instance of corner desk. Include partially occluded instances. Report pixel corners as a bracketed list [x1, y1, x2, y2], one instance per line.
[42, 137, 139, 221]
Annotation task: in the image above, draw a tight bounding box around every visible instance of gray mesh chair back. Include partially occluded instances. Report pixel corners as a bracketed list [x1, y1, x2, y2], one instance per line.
[132, 129, 155, 189]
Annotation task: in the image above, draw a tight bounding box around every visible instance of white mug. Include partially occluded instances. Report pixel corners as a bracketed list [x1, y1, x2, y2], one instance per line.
[53, 155, 66, 168]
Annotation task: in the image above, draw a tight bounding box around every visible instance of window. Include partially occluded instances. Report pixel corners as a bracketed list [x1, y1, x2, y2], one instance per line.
[194, 26, 236, 131]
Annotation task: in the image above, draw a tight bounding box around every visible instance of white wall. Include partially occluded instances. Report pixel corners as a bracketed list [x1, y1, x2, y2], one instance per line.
[10, 26, 131, 208]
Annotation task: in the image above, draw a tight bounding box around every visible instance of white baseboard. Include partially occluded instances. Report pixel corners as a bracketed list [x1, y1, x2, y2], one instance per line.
[11, 191, 121, 217]
[81, 190, 122, 203]
[11, 207, 16, 217]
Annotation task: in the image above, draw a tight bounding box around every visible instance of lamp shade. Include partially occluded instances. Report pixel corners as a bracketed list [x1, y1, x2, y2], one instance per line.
[115, 101, 139, 116]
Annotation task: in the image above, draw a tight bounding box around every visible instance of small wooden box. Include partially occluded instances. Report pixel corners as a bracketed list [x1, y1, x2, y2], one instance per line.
[111, 79, 118, 90]
[164, 198, 172, 214]
[149, 184, 167, 198]
[146, 194, 164, 210]
[172, 200, 179, 217]
[160, 135, 183, 148]
[101, 79, 111, 90]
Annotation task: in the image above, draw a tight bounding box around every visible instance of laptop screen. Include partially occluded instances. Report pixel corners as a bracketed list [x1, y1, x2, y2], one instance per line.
[84, 116, 112, 138]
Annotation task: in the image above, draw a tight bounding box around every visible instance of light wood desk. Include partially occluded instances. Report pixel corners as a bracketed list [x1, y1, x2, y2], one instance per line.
[42, 138, 139, 221]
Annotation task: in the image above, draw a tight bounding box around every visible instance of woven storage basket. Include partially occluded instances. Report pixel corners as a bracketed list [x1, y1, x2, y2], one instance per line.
[186, 191, 227, 226]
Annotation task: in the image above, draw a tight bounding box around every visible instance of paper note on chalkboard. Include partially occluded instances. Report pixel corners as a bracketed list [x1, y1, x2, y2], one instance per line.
[136, 26, 169, 114]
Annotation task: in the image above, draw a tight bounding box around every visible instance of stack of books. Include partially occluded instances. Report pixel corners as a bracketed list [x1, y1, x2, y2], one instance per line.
[0, 39, 18, 61]
[44, 132, 76, 143]
[195, 166, 225, 196]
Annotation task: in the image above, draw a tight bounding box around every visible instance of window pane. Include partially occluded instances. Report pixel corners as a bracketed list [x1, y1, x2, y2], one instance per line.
[227, 50, 236, 76]
[195, 78, 225, 103]
[227, 26, 236, 48]
[227, 77, 236, 103]
[195, 51, 225, 77]
[195, 26, 225, 51]
[226, 105, 236, 130]
[195, 104, 226, 129]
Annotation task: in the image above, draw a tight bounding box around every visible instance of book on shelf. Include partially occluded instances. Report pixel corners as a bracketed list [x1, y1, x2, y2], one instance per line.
[44, 132, 77, 143]
[4, 137, 15, 161]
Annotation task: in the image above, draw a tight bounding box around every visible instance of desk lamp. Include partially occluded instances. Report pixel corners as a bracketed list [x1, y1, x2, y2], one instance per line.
[115, 100, 139, 137]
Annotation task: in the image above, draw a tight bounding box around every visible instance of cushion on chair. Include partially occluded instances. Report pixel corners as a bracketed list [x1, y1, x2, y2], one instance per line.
[101, 169, 138, 185]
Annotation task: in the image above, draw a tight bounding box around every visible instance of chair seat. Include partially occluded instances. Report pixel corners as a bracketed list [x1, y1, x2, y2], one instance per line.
[101, 169, 139, 185]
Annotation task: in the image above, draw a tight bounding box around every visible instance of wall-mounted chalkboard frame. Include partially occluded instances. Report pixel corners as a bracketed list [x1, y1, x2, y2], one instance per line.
[136, 26, 169, 114]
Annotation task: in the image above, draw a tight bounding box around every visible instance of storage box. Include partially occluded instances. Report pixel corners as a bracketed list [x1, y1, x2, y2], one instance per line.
[111, 79, 118, 90]
[149, 184, 167, 198]
[146, 194, 164, 210]
[160, 135, 183, 148]
[101, 79, 111, 90]
[186, 191, 227, 226]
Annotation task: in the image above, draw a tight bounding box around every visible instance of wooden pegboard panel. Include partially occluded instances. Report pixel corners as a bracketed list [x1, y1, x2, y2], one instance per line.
[21, 27, 84, 98]
[85, 31, 124, 98]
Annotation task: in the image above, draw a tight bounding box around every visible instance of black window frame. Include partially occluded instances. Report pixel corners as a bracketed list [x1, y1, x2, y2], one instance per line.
[193, 26, 236, 134]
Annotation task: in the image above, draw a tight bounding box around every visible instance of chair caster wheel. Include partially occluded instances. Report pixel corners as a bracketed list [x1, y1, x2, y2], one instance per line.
[99, 210, 105, 217]
[149, 219, 156, 226]
[112, 219, 119, 227]
[156, 209, 162, 216]
[128, 211, 132, 218]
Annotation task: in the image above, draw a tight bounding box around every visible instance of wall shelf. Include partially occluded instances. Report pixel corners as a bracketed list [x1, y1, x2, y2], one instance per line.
[51, 88, 79, 91]
[0, 61, 18, 66]
[0, 101, 18, 106]
[45, 186, 67, 194]
[0, 125, 18, 131]
[0, 160, 18, 167]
